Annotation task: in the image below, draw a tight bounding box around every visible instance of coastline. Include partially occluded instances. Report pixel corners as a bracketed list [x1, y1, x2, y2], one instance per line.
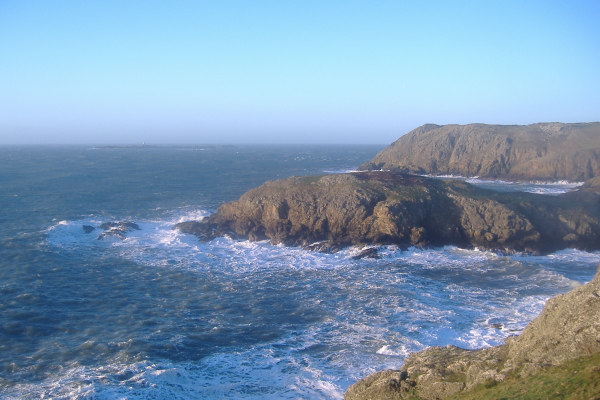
[345, 265, 600, 399]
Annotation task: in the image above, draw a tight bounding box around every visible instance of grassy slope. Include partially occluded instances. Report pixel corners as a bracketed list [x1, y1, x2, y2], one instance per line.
[447, 353, 600, 400]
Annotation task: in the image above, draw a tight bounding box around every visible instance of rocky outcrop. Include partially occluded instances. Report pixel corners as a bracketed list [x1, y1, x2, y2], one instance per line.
[85, 221, 141, 240]
[360, 122, 600, 181]
[174, 171, 600, 254]
[580, 176, 600, 194]
[344, 267, 600, 400]
[505, 269, 600, 369]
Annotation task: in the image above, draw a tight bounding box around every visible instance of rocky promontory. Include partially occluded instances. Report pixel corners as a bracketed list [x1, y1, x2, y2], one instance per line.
[360, 122, 600, 181]
[174, 171, 600, 254]
[344, 266, 600, 399]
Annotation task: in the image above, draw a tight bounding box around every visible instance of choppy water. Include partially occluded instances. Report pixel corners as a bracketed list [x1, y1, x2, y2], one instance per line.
[1, 145, 598, 399]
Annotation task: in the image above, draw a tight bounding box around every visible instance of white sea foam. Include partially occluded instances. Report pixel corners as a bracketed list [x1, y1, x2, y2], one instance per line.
[6, 351, 347, 400]
[464, 177, 583, 195]
[421, 173, 584, 195]
[323, 168, 361, 174]
[42, 212, 600, 399]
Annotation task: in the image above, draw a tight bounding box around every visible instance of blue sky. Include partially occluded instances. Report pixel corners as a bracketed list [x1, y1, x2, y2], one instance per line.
[1, 1, 599, 144]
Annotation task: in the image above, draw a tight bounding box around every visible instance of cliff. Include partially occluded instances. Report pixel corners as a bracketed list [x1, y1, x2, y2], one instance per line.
[344, 267, 600, 400]
[360, 122, 600, 181]
[174, 171, 600, 254]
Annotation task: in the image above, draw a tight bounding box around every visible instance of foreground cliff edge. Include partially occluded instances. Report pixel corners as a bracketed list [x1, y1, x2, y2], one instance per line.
[174, 171, 600, 255]
[344, 266, 600, 400]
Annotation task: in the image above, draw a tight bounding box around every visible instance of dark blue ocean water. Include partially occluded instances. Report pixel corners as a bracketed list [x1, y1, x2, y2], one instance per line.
[1, 145, 598, 399]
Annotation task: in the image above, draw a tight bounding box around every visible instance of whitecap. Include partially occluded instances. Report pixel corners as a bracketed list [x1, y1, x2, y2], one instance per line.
[323, 169, 360, 174]
[422, 173, 584, 195]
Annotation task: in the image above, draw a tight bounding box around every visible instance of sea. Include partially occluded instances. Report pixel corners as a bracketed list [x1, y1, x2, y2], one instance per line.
[1, 144, 598, 400]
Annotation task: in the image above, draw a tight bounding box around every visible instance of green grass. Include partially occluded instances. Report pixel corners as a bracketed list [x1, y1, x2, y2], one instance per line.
[447, 353, 600, 400]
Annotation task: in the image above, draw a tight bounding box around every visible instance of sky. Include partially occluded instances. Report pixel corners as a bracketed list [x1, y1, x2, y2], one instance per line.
[0, 1, 599, 145]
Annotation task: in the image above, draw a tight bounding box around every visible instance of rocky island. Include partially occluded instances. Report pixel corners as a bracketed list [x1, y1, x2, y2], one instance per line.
[174, 171, 600, 255]
[175, 122, 600, 255]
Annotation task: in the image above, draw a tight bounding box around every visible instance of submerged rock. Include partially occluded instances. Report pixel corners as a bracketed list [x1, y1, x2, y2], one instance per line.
[97, 221, 141, 240]
[174, 171, 600, 254]
[360, 122, 600, 181]
[351, 247, 380, 260]
[345, 266, 600, 400]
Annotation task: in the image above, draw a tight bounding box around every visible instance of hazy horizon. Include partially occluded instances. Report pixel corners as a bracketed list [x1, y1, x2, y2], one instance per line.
[1, 1, 599, 145]
[0, 141, 389, 147]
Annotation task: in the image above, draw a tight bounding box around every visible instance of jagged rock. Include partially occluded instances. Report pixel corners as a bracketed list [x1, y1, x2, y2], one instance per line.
[82, 225, 95, 234]
[174, 171, 600, 254]
[505, 267, 600, 370]
[344, 267, 600, 399]
[360, 122, 600, 181]
[171, 220, 231, 241]
[351, 247, 380, 260]
[302, 241, 346, 253]
[579, 176, 600, 194]
[344, 370, 414, 400]
[97, 221, 141, 240]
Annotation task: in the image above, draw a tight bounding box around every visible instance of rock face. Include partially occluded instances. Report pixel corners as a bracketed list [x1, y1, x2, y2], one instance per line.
[174, 171, 600, 254]
[344, 267, 600, 400]
[360, 122, 600, 181]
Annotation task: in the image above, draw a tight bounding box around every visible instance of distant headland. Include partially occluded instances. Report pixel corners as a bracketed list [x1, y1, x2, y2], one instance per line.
[360, 122, 600, 181]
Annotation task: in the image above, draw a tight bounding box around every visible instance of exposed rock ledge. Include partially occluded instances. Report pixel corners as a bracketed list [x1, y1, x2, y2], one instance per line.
[344, 266, 600, 399]
[174, 171, 600, 254]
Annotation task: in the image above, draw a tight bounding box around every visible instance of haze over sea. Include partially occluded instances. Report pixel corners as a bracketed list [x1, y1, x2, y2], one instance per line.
[1, 144, 598, 399]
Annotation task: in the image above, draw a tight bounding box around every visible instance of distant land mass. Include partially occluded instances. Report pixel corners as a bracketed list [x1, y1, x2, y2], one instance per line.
[360, 122, 600, 181]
